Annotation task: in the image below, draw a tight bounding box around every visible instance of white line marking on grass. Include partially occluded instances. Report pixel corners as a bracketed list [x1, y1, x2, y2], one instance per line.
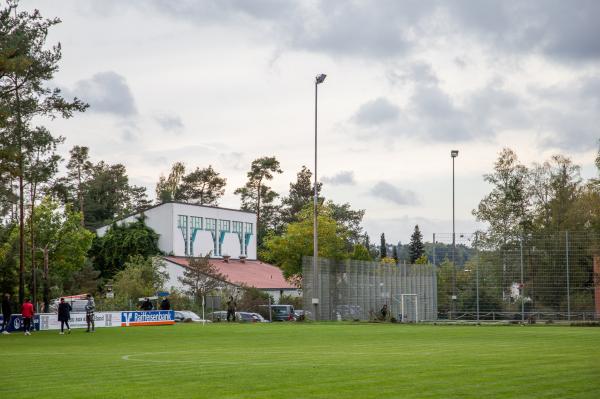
[120, 351, 344, 367]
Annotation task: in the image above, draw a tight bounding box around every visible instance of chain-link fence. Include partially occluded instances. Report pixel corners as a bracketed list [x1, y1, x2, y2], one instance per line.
[432, 231, 600, 321]
[302, 257, 437, 321]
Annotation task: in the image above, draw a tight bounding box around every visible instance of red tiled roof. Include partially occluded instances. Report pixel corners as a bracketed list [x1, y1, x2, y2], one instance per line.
[164, 256, 296, 290]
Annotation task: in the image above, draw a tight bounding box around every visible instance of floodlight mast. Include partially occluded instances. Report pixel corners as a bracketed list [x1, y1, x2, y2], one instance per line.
[450, 149, 458, 319]
[313, 74, 326, 320]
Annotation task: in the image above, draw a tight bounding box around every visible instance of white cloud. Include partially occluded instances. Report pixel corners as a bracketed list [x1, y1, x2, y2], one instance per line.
[63, 71, 137, 117]
[322, 171, 356, 186]
[369, 182, 418, 205]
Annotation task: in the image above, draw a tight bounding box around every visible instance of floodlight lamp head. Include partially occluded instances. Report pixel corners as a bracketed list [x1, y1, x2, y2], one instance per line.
[451, 150, 459, 158]
[316, 74, 327, 84]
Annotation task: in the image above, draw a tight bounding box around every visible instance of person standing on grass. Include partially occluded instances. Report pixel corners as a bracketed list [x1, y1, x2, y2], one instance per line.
[85, 294, 95, 332]
[380, 304, 388, 321]
[21, 298, 34, 336]
[226, 296, 236, 322]
[57, 298, 72, 335]
[160, 297, 170, 311]
[2, 293, 11, 334]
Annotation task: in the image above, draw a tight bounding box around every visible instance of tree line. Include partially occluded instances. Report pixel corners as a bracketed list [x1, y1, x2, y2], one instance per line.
[2, 2, 599, 315]
[0, 1, 373, 308]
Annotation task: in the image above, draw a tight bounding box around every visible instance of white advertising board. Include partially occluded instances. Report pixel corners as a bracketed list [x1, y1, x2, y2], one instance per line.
[39, 312, 122, 330]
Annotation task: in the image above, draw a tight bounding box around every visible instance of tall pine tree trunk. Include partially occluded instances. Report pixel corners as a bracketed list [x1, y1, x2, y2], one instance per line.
[16, 81, 25, 305]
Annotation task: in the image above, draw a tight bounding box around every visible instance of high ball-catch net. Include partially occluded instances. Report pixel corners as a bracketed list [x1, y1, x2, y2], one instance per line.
[303, 257, 437, 321]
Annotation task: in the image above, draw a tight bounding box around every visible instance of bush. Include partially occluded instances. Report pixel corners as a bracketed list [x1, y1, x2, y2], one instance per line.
[278, 294, 302, 309]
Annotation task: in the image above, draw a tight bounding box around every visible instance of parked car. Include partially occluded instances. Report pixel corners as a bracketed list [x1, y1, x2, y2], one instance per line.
[173, 311, 212, 323]
[237, 312, 262, 323]
[249, 312, 269, 323]
[206, 311, 267, 323]
[269, 305, 296, 321]
[294, 310, 312, 321]
[207, 311, 228, 322]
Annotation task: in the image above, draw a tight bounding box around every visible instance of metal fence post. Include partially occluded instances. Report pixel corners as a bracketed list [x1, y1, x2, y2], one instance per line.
[520, 238, 524, 323]
[475, 232, 480, 322]
[432, 233, 436, 266]
[566, 231, 571, 321]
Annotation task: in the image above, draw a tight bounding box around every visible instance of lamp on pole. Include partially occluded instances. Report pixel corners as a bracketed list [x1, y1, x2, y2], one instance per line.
[450, 149, 459, 319]
[313, 73, 326, 320]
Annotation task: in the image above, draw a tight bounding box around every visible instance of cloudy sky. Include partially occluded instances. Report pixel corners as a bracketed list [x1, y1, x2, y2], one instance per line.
[25, 0, 600, 244]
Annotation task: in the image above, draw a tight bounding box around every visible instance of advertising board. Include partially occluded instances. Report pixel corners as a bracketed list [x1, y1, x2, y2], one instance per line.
[120, 310, 174, 327]
[38, 312, 122, 330]
[0, 314, 40, 332]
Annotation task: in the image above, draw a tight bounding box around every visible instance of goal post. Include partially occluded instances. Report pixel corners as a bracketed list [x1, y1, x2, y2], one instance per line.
[393, 294, 419, 322]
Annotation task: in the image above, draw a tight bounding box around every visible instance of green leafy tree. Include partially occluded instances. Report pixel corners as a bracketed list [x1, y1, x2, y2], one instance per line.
[351, 244, 372, 261]
[83, 161, 150, 229]
[155, 161, 186, 203]
[414, 255, 428, 264]
[0, 2, 87, 302]
[179, 165, 226, 206]
[473, 148, 531, 249]
[261, 204, 349, 279]
[326, 201, 365, 246]
[27, 197, 94, 310]
[112, 255, 167, 302]
[62, 261, 102, 296]
[89, 216, 161, 278]
[235, 156, 282, 246]
[53, 145, 93, 226]
[279, 165, 321, 226]
[0, 222, 18, 295]
[177, 254, 227, 304]
[24, 126, 63, 299]
[380, 257, 396, 265]
[409, 225, 425, 263]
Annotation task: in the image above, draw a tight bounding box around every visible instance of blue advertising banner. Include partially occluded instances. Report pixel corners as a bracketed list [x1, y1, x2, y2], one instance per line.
[120, 310, 174, 327]
[0, 314, 40, 332]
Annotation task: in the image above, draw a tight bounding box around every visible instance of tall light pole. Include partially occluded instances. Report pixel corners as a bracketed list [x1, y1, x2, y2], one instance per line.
[313, 73, 326, 320]
[450, 149, 459, 319]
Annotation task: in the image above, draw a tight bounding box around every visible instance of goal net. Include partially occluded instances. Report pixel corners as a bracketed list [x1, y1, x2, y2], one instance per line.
[393, 294, 419, 322]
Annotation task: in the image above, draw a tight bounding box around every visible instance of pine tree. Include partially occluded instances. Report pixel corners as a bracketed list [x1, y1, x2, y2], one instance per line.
[0, 3, 87, 302]
[409, 225, 425, 264]
[392, 246, 399, 263]
[380, 233, 387, 258]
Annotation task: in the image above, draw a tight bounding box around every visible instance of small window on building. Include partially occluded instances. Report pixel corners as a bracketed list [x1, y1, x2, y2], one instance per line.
[177, 215, 188, 229]
[219, 219, 231, 232]
[190, 216, 203, 230]
[232, 221, 243, 233]
[205, 218, 216, 231]
[244, 222, 253, 235]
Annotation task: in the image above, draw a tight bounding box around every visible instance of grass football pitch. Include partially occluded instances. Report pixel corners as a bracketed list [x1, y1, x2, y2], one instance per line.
[1, 323, 599, 398]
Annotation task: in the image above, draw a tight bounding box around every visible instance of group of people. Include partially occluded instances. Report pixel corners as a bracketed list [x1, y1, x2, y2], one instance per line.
[56, 294, 96, 334]
[2, 294, 176, 335]
[139, 296, 171, 311]
[0, 293, 96, 335]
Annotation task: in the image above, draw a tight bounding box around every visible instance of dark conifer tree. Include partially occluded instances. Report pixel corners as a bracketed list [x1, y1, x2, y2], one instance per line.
[409, 225, 425, 263]
[380, 233, 387, 258]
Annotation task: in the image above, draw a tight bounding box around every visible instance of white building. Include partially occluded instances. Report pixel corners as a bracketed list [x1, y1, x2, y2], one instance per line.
[97, 201, 257, 259]
[97, 202, 300, 301]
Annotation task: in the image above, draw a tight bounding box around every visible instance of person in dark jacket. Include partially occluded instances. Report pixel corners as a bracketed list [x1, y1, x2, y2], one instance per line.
[2, 293, 12, 334]
[226, 296, 236, 322]
[57, 298, 72, 335]
[140, 298, 153, 311]
[160, 297, 170, 311]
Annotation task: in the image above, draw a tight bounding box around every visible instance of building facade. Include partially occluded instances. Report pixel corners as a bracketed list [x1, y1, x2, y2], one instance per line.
[97, 202, 257, 259]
